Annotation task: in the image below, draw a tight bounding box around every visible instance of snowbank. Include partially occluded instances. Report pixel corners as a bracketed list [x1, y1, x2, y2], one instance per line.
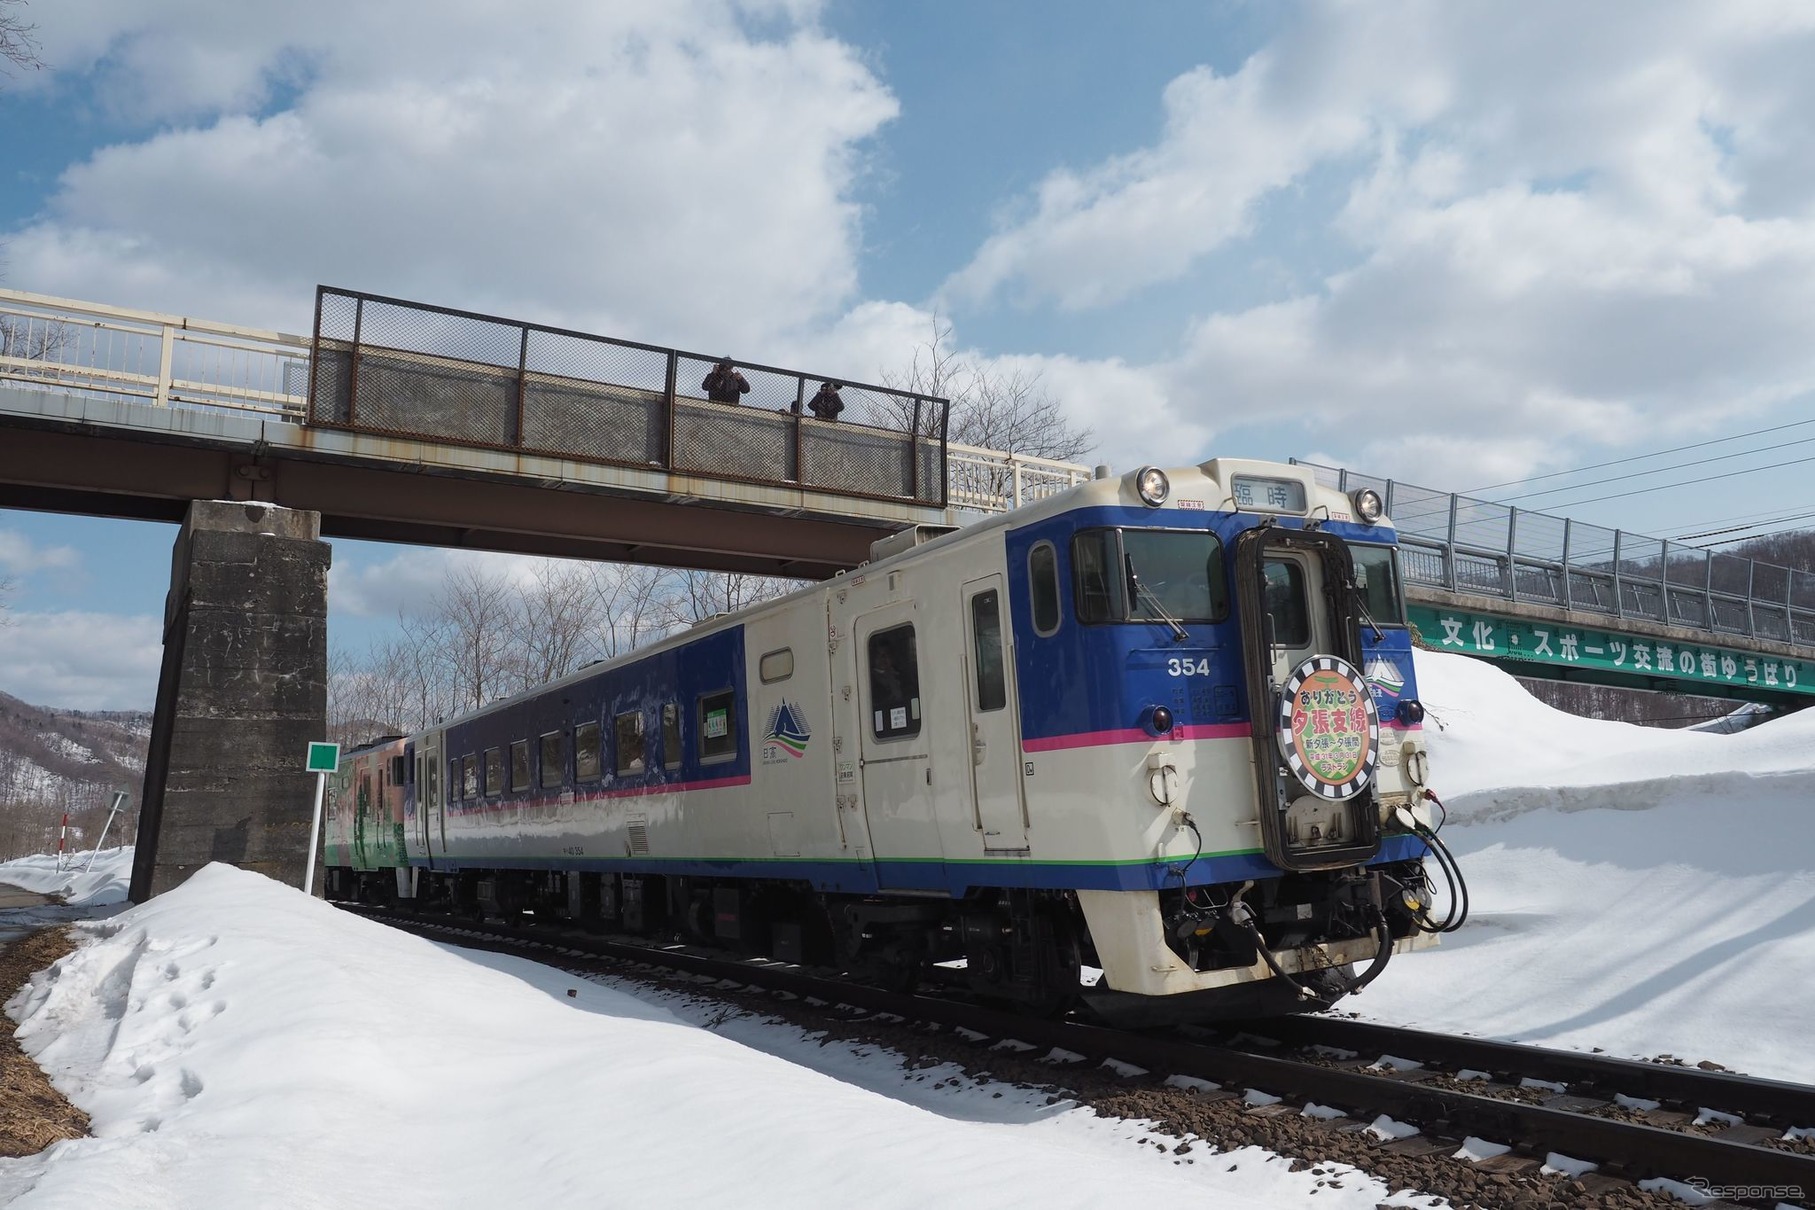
[1, 864, 1424, 1209]
[1360, 652, 1815, 1083]
[0, 848, 133, 907]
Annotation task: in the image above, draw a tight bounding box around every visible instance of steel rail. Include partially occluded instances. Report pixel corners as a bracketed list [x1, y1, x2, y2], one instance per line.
[1232, 1013, 1815, 1128]
[343, 904, 1815, 1191]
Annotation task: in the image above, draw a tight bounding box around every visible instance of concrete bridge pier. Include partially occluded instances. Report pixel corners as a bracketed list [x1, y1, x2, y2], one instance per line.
[130, 501, 330, 902]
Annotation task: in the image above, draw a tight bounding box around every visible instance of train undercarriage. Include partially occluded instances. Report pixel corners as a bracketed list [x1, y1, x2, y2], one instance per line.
[327, 859, 1435, 1024]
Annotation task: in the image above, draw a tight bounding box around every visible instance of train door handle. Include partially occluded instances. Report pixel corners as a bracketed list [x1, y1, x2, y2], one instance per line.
[972, 724, 986, 766]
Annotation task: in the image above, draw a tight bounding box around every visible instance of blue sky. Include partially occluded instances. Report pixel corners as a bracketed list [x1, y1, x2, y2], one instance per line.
[4, 0, 1815, 708]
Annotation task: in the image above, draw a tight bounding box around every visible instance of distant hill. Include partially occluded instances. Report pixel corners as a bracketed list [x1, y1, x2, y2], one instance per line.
[0, 691, 149, 861]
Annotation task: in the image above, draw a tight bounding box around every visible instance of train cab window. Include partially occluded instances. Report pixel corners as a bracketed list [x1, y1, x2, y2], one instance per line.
[661, 703, 682, 771]
[699, 690, 737, 764]
[1028, 542, 1061, 636]
[970, 591, 1006, 712]
[867, 624, 922, 740]
[461, 756, 479, 801]
[1074, 528, 1227, 625]
[509, 740, 531, 792]
[615, 711, 646, 776]
[484, 748, 504, 797]
[391, 754, 408, 784]
[1350, 544, 1405, 625]
[1262, 559, 1311, 647]
[759, 648, 794, 683]
[539, 731, 564, 789]
[575, 722, 602, 781]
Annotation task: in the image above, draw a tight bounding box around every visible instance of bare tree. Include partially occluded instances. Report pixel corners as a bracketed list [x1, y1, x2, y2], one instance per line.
[877, 312, 1094, 462]
[0, 0, 40, 79]
[511, 560, 598, 688]
[589, 563, 678, 657]
[665, 570, 798, 626]
[438, 563, 519, 712]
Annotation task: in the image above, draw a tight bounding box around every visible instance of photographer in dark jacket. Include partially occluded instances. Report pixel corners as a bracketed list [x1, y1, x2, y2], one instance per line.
[807, 380, 845, 422]
[703, 358, 751, 404]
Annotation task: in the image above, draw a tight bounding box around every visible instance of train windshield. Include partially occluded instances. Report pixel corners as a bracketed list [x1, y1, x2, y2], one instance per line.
[1349, 543, 1405, 625]
[1073, 528, 1228, 624]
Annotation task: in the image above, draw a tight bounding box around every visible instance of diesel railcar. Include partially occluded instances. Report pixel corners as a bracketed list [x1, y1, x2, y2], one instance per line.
[328, 458, 1457, 1021]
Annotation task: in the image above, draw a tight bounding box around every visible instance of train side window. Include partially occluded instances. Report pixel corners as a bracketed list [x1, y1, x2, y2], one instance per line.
[391, 754, 408, 784]
[661, 703, 682, 771]
[462, 756, 478, 800]
[699, 690, 738, 763]
[575, 722, 602, 781]
[867, 624, 922, 740]
[1028, 542, 1061, 636]
[615, 711, 646, 776]
[447, 759, 461, 802]
[484, 748, 504, 797]
[539, 731, 564, 788]
[1350, 544, 1405, 625]
[509, 740, 531, 792]
[759, 648, 794, 683]
[970, 590, 1006, 712]
[1072, 530, 1122, 623]
[1262, 559, 1311, 647]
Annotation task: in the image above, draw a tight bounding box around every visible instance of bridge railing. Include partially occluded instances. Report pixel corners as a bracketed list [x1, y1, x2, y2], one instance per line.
[0, 288, 311, 418]
[0, 287, 1092, 516]
[1301, 462, 1815, 652]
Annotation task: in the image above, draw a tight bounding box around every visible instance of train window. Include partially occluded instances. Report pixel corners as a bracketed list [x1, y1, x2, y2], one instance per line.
[1350, 544, 1405, 625]
[1028, 542, 1061, 636]
[699, 690, 737, 763]
[539, 731, 564, 788]
[575, 722, 602, 781]
[427, 758, 440, 809]
[759, 648, 794, 683]
[867, 624, 922, 740]
[662, 703, 682, 771]
[1262, 559, 1311, 647]
[391, 754, 409, 784]
[462, 756, 478, 801]
[970, 590, 1006, 712]
[509, 740, 531, 792]
[448, 758, 461, 802]
[1074, 528, 1227, 625]
[615, 711, 646, 776]
[484, 748, 504, 797]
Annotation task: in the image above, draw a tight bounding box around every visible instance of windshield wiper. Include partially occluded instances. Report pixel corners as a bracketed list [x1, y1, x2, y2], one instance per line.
[1348, 580, 1385, 642]
[1125, 554, 1189, 643]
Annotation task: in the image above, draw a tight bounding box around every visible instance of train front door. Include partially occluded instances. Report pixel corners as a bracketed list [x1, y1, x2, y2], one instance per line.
[854, 605, 946, 889]
[961, 575, 1028, 852]
[1232, 527, 1380, 871]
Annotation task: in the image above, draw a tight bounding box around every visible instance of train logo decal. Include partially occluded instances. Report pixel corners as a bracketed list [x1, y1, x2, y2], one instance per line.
[1276, 655, 1381, 800]
[762, 700, 812, 765]
[1364, 656, 1406, 711]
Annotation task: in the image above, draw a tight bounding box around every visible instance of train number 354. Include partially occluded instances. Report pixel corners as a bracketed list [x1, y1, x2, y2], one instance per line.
[1167, 657, 1214, 676]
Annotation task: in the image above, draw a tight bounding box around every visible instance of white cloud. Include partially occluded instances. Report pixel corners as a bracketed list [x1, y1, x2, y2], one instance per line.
[8, 2, 897, 349]
[944, 2, 1815, 491]
[0, 611, 162, 710]
[0, 531, 81, 576]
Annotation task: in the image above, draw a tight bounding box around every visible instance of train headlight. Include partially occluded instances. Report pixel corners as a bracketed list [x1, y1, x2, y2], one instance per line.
[1136, 466, 1170, 507]
[1147, 704, 1175, 735]
[1396, 698, 1425, 725]
[1351, 488, 1384, 524]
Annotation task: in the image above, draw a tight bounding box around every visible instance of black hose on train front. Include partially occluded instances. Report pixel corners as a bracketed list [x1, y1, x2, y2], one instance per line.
[1394, 790, 1470, 935]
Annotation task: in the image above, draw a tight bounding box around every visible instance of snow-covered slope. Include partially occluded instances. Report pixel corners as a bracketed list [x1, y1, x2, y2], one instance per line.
[1359, 652, 1815, 1081]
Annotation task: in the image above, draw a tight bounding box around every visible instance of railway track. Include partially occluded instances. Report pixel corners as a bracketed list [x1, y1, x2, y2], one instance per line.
[343, 903, 1815, 1207]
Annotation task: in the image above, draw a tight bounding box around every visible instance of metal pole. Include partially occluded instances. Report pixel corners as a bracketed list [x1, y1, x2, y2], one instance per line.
[1613, 531, 1625, 618]
[1560, 518, 1573, 611]
[82, 791, 128, 874]
[303, 772, 327, 897]
[1445, 493, 1459, 593]
[1505, 507, 1519, 600]
[1659, 540, 1671, 624]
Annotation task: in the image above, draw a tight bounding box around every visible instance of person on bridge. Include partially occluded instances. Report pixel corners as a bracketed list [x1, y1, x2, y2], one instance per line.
[703, 358, 751, 405]
[807, 380, 845, 422]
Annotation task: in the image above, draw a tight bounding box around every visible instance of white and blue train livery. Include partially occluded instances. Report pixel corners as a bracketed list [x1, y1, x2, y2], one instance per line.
[332, 457, 1460, 1022]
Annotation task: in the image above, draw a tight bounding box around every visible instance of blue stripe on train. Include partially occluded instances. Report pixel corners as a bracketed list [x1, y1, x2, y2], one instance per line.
[412, 833, 1430, 896]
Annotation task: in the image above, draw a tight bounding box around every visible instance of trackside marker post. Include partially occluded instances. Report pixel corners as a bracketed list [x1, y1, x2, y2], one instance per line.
[82, 791, 129, 874]
[303, 742, 339, 896]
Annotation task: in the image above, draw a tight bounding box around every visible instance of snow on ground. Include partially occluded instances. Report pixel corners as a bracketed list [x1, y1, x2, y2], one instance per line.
[0, 865, 1433, 1210]
[3, 651, 1814, 1206]
[0, 849, 132, 909]
[1360, 652, 1815, 1084]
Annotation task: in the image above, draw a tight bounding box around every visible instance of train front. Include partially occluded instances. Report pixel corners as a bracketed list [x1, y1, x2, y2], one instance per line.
[1005, 459, 1459, 1023]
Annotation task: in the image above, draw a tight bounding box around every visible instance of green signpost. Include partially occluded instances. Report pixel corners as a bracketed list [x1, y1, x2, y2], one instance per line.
[1407, 605, 1815, 701]
[303, 741, 340, 895]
